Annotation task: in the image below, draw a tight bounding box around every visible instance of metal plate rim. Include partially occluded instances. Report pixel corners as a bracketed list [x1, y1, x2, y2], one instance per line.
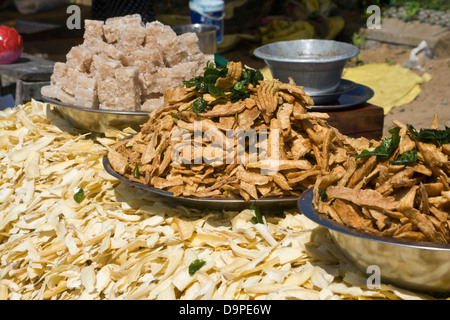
[298, 188, 450, 251]
[309, 79, 356, 98]
[40, 94, 150, 116]
[253, 39, 360, 64]
[309, 79, 357, 105]
[103, 155, 299, 209]
[309, 82, 375, 111]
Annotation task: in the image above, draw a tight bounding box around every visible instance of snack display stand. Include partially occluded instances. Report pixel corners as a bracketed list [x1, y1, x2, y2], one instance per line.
[0, 11, 448, 302]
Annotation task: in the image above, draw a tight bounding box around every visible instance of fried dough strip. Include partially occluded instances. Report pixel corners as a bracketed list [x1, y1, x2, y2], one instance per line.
[277, 103, 293, 137]
[256, 80, 279, 121]
[202, 101, 246, 118]
[398, 207, 447, 243]
[326, 186, 398, 211]
[215, 61, 243, 89]
[279, 82, 314, 106]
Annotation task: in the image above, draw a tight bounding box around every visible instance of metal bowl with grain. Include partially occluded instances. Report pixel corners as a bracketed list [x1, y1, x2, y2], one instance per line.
[254, 39, 359, 98]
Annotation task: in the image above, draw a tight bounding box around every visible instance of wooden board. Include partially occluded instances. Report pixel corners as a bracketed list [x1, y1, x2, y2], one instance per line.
[325, 104, 384, 141]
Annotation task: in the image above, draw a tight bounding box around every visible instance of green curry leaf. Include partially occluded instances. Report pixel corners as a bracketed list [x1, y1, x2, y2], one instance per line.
[189, 259, 206, 276]
[355, 127, 401, 160]
[73, 188, 85, 204]
[182, 62, 264, 105]
[389, 149, 418, 165]
[407, 124, 450, 145]
[192, 97, 208, 115]
[320, 189, 328, 202]
[250, 202, 263, 224]
[134, 163, 140, 178]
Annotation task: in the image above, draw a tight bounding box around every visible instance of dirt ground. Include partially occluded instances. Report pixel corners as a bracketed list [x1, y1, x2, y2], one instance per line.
[358, 45, 450, 137]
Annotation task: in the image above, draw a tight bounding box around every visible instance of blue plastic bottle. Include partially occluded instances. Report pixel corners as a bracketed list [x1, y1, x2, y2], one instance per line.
[189, 0, 225, 43]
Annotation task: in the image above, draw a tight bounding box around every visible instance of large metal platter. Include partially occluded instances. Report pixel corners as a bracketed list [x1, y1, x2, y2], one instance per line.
[103, 155, 298, 213]
[40, 94, 150, 133]
[298, 188, 450, 293]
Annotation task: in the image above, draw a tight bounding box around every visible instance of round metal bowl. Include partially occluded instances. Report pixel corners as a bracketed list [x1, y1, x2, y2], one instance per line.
[40, 94, 150, 133]
[298, 188, 450, 294]
[253, 39, 359, 96]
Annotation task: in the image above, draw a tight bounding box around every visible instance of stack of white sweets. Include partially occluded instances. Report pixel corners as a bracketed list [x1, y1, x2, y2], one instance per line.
[41, 14, 214, 112]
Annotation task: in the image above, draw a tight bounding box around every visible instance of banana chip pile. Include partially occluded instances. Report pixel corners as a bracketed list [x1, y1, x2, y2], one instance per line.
[108, 61, 365, 201]
[313, 116, 450, 244]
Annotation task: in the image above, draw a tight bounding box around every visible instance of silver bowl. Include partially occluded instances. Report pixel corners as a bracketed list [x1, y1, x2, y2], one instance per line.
[253, 39, 359, 96]
[40, 94, 149, 133]
[298, 188, 450, 294]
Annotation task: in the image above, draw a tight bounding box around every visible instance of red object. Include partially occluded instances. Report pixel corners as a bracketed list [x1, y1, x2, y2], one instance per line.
[0, 26, 23, 64]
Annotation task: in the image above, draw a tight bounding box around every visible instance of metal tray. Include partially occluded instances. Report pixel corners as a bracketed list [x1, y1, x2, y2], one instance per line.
[310, 82, 374, 111]
[310, 79, 356, 105]
[298, 188, 450, 294]
[40, 94, 150, 133]
[103, 155, 298, 213]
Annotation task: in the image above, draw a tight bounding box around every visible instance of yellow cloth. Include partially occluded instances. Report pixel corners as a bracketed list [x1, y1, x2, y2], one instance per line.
[342, 63, 431, 114]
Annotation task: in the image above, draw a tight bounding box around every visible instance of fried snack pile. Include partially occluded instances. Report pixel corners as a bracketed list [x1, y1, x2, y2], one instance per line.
[313, 117, 450, 244]
[41, 15, 213, 112]
[108, 61, 364, 201]
[2, 101, 440, 300]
